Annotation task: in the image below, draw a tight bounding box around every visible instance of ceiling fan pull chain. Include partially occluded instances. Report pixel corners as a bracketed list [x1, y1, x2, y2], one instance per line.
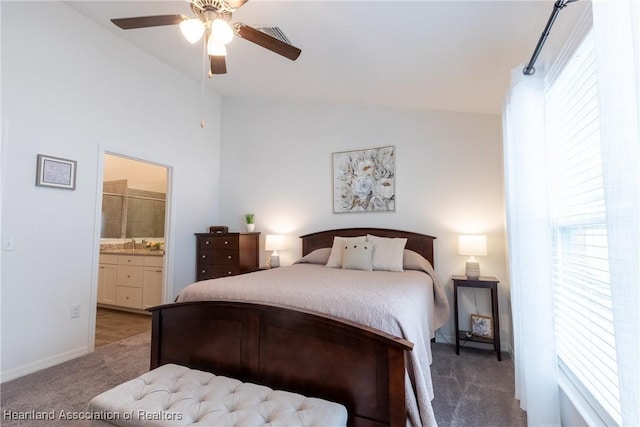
[200, 36, 207, 128]
[108, 0, 301, 125]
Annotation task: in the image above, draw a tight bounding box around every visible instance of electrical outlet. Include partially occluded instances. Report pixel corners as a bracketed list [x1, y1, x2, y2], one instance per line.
[70, 304, 80, 319]
[2, 237, 15, 251]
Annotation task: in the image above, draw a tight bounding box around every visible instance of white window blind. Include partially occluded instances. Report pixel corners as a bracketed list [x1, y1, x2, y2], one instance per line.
[545, 29, 621, 426]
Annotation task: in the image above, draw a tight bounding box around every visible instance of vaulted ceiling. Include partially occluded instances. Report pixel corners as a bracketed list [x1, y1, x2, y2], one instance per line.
[67, 0, 587, 115]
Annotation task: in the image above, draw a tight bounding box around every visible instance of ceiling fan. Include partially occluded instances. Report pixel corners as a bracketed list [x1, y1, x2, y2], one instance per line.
[111, 0, 302, 76]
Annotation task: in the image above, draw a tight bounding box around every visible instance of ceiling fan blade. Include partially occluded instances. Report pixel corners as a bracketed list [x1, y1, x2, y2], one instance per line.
[235, 24, 301, 61]
[226, 0, 249, 9]
[210, 56, 227, 75]
[111, 15, 186, 30]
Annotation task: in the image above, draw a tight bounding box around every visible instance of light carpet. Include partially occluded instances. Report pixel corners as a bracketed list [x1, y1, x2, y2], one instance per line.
[431, 343, 527, 426]
[1, 332, 150, 427]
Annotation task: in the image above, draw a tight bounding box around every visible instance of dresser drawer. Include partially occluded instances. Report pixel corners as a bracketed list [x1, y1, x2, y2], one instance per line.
[99, 254, 118, 265]
[117, 255, 144, 266]
[144, 256, 164, 267]
[198, 249, 238, 266]
[115, 286, 143, 309]
[197, 265, 239, 281]
[198, 235, 239, 250]
[117, 265, 144, 287]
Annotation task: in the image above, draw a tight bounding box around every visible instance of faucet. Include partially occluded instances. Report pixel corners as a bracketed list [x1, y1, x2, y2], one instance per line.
[130, 239, 136, 251]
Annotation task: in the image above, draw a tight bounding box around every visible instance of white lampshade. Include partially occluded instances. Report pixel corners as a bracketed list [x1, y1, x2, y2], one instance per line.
[211, 19, 234, 45]
[458, 235, 487, 279]
[265, 234, 285, 268]
[265, 234, 285, 251]
[179, 18, 205, 44]
[458, 235, 488, 257]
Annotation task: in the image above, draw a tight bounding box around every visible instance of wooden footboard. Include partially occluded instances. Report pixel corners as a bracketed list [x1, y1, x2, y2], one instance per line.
[149, 300, 413, 427]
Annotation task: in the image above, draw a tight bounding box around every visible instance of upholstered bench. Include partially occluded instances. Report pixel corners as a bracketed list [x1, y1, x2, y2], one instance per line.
[87, 363, 348, 427]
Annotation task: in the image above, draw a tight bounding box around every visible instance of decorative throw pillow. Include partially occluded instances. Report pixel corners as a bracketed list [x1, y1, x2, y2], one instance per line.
[326, 236, 367, 268]
[294, 248, 332, 265]
[341, 243, 374, 271]
[366, 234, 408, 272]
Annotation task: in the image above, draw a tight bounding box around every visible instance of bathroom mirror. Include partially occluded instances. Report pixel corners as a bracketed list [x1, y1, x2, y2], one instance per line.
[100, 155, 167, 239]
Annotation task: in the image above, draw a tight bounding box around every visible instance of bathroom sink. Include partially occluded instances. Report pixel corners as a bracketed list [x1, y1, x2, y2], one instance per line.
[100, 248, 164, 256]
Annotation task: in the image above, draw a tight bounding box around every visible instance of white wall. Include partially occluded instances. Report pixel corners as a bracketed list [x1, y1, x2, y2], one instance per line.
[104, 154, 167, 193]
[218, 97, 510, 346]
[0, 0, 513, 385]
[1, 1, 222, 381]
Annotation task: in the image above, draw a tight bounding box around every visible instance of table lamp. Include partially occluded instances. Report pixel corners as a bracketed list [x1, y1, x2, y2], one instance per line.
[265, 234, 285, 268]
[458, 235, 487, 279]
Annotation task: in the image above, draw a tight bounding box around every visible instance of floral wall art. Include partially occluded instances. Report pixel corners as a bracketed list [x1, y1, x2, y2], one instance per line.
[332, 146, 395, 213]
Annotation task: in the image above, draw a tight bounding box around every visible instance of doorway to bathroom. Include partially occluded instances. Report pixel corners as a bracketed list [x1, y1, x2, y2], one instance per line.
[95, 153, 169, 347]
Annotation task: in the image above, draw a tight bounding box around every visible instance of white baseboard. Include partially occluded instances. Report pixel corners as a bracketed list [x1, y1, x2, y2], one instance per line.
[0, 346, 89, 383]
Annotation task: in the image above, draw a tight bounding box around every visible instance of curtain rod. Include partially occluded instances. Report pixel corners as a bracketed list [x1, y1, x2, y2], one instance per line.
[522, 0, 577, 76]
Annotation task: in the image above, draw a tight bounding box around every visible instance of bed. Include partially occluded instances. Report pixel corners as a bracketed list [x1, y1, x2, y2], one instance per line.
[150, 228, 449, 427]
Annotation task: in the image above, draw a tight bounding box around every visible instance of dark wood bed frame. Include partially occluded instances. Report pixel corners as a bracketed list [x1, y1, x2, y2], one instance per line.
[300, 228, 435, 266]
[149, 228, 436, 427]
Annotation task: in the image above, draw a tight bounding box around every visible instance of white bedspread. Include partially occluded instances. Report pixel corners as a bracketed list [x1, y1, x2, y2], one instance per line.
[176, 259, 449, 427]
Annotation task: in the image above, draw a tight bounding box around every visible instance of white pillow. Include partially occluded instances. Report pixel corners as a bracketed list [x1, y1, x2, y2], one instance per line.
[367, 234, 408, 272]
[326, 236, 367, 268]
[294, 248, 331, 265]
[341, 243, 375, 271]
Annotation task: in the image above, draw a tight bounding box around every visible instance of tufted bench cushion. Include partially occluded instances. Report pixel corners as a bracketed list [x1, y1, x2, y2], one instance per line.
[87, 363, 348, 427]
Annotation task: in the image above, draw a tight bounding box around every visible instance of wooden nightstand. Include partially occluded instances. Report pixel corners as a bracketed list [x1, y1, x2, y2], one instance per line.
[452, 275, 501, 361]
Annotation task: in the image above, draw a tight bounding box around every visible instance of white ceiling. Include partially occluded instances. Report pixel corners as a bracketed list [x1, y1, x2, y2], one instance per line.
[67, 0, 587, 115]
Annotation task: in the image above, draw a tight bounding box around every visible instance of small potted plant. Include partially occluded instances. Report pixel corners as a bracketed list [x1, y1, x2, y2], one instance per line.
[244, 213, 255, 232]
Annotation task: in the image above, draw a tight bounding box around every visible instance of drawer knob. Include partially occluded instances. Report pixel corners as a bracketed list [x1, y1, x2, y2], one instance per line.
[227, 255, 232, 259]
[224, 241, 229, 245]
[227, 271, 232, 275]
[205, 241, 210, 245]
[127, 275, 131, 278]
[201, 255, 206, 259]
[201, 269, 206, 274]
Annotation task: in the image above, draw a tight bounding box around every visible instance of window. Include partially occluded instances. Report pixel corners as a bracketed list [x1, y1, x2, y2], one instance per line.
[504, 4, 638, 425]
[545, 29, 621, 426]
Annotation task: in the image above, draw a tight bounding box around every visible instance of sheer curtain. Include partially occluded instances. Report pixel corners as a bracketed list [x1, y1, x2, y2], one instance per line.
[502, 67, 561, 426]
[504, 1, 640, 425]
[592, 1, 640, 425]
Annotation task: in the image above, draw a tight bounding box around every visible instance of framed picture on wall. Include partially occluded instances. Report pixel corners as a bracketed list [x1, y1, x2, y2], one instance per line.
[332, 146, 395, 213]
[36, 154, 77, 190]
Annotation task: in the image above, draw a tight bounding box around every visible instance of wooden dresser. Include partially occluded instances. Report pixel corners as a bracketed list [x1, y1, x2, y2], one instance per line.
[195, 232, 260, 281]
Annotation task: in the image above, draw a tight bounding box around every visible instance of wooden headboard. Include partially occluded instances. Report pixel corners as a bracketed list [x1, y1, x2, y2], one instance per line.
[300, 228, 436, 267]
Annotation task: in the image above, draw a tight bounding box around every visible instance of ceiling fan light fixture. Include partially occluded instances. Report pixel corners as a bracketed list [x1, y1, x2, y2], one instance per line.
[180, 18, 205, 44]
[207, 40, 227, 57]
[211, 18, 234, 45]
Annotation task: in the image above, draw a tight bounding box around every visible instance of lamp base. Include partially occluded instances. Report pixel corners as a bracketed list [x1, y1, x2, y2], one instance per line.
[465, 261, 480, 279]
[269, 254, 280, 268]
